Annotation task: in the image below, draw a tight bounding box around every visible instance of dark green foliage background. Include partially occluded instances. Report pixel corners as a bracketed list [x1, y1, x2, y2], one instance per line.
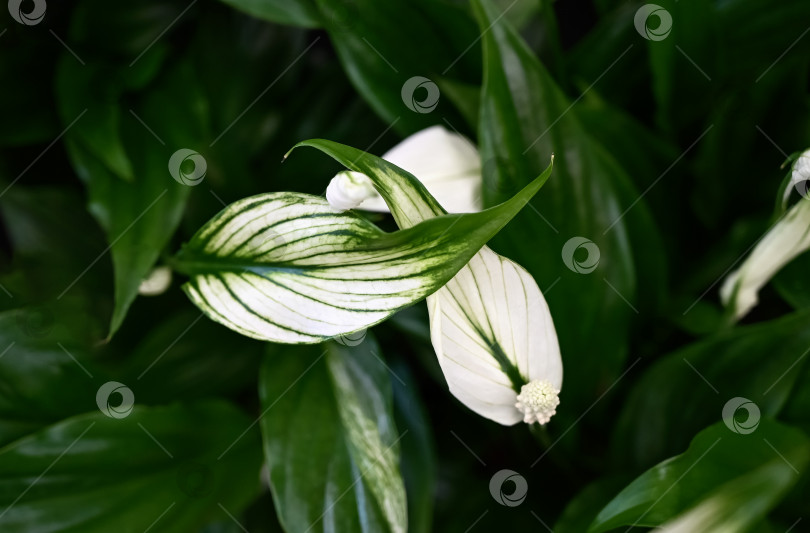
[1, 0, 810, 531]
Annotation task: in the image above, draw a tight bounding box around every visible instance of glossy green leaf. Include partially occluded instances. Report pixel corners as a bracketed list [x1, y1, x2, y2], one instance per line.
[174, 141, 552, 344]
[472, 0, 643, 409]
[0, 186, 111, 322]
[0, 401, 262, 532]
[554, 477, 631, 533]
[59, 58, 207, 338]
[0, 308, 108, 447]
[590, 421, 810, 532]
[390, 360, 435, 533]
[117, 310, 263, 403]
[773, 251, 810, 311]
[260, 338, 406, 533]
[315, 0, 480, 135]
[69, 0, 187, 60]
[218, 0, 321, 28]
[56, 58, 134, 182]
[658, 462, 798, 532]
[613, 310, 810, 468]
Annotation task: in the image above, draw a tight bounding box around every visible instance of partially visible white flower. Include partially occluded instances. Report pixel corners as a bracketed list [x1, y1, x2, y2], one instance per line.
[327, 126, 561, 425]
[327, 125, 482, 213]
[721, 148, 810, 319]
[428, 247, 562, 425]
[138, 265, 172, 296]
[782, 149, 810, 205]
[326, 171, 377, 211]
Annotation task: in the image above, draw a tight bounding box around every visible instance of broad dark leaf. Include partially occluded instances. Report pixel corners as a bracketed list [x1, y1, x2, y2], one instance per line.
[315, 0, 480, 135]
[473, 0, 650, 411]
[613, 310, 810, 468]
[0, 401, 262, 532]
[591, 421, 809, 532]
[259, 338, 406, 533]
[58, 56, 207, 337]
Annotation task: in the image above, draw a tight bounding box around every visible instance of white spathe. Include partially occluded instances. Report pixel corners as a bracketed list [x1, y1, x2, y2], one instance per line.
[428, 247, 562, 425]
[782, 149, 810, 205]
[326, 128, 562, 426]
[329, 125, 482, 213]
[721, 149, 810, 320]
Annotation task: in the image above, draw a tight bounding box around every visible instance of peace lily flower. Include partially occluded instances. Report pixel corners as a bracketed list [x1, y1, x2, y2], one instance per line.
[721, 149, 810, 319]
[327, 125, 482, 213]
[326, 126, 562, 426]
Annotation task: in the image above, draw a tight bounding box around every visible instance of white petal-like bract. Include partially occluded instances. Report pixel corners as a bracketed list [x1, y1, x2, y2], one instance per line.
[428, 246, 562, 425]
[329, 126, 482, 214]
[722, 150, 810, 320]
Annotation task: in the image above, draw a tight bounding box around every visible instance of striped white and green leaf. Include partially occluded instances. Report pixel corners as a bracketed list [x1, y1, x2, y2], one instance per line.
[260, 338, 406, 533]
[174, 140, 553, 344]
[301, 139, 562, 425]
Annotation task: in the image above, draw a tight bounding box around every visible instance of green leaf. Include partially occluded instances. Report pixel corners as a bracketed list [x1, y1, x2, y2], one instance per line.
[259, 338, 406, 533]
[590, 420, 810, 532]
[0, 186, 111, 321]
[658, 463, 798, 532]
[56, 57, 135, 182]
[472, 0, 643, 409]
[174, 141, 552, 344]
[613, 310, 810, 468]
[0, 401, 262, 532]
[117, 310, 263, 403]
[773, 251, 810, 311]
[314, 0, 480, 135]
[554, 477, 632, 533]
[59, 58, 208, 338]
[0, 308, 107, 447]
[391, 361, 436, 533]
[218, 0, 321, 28]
